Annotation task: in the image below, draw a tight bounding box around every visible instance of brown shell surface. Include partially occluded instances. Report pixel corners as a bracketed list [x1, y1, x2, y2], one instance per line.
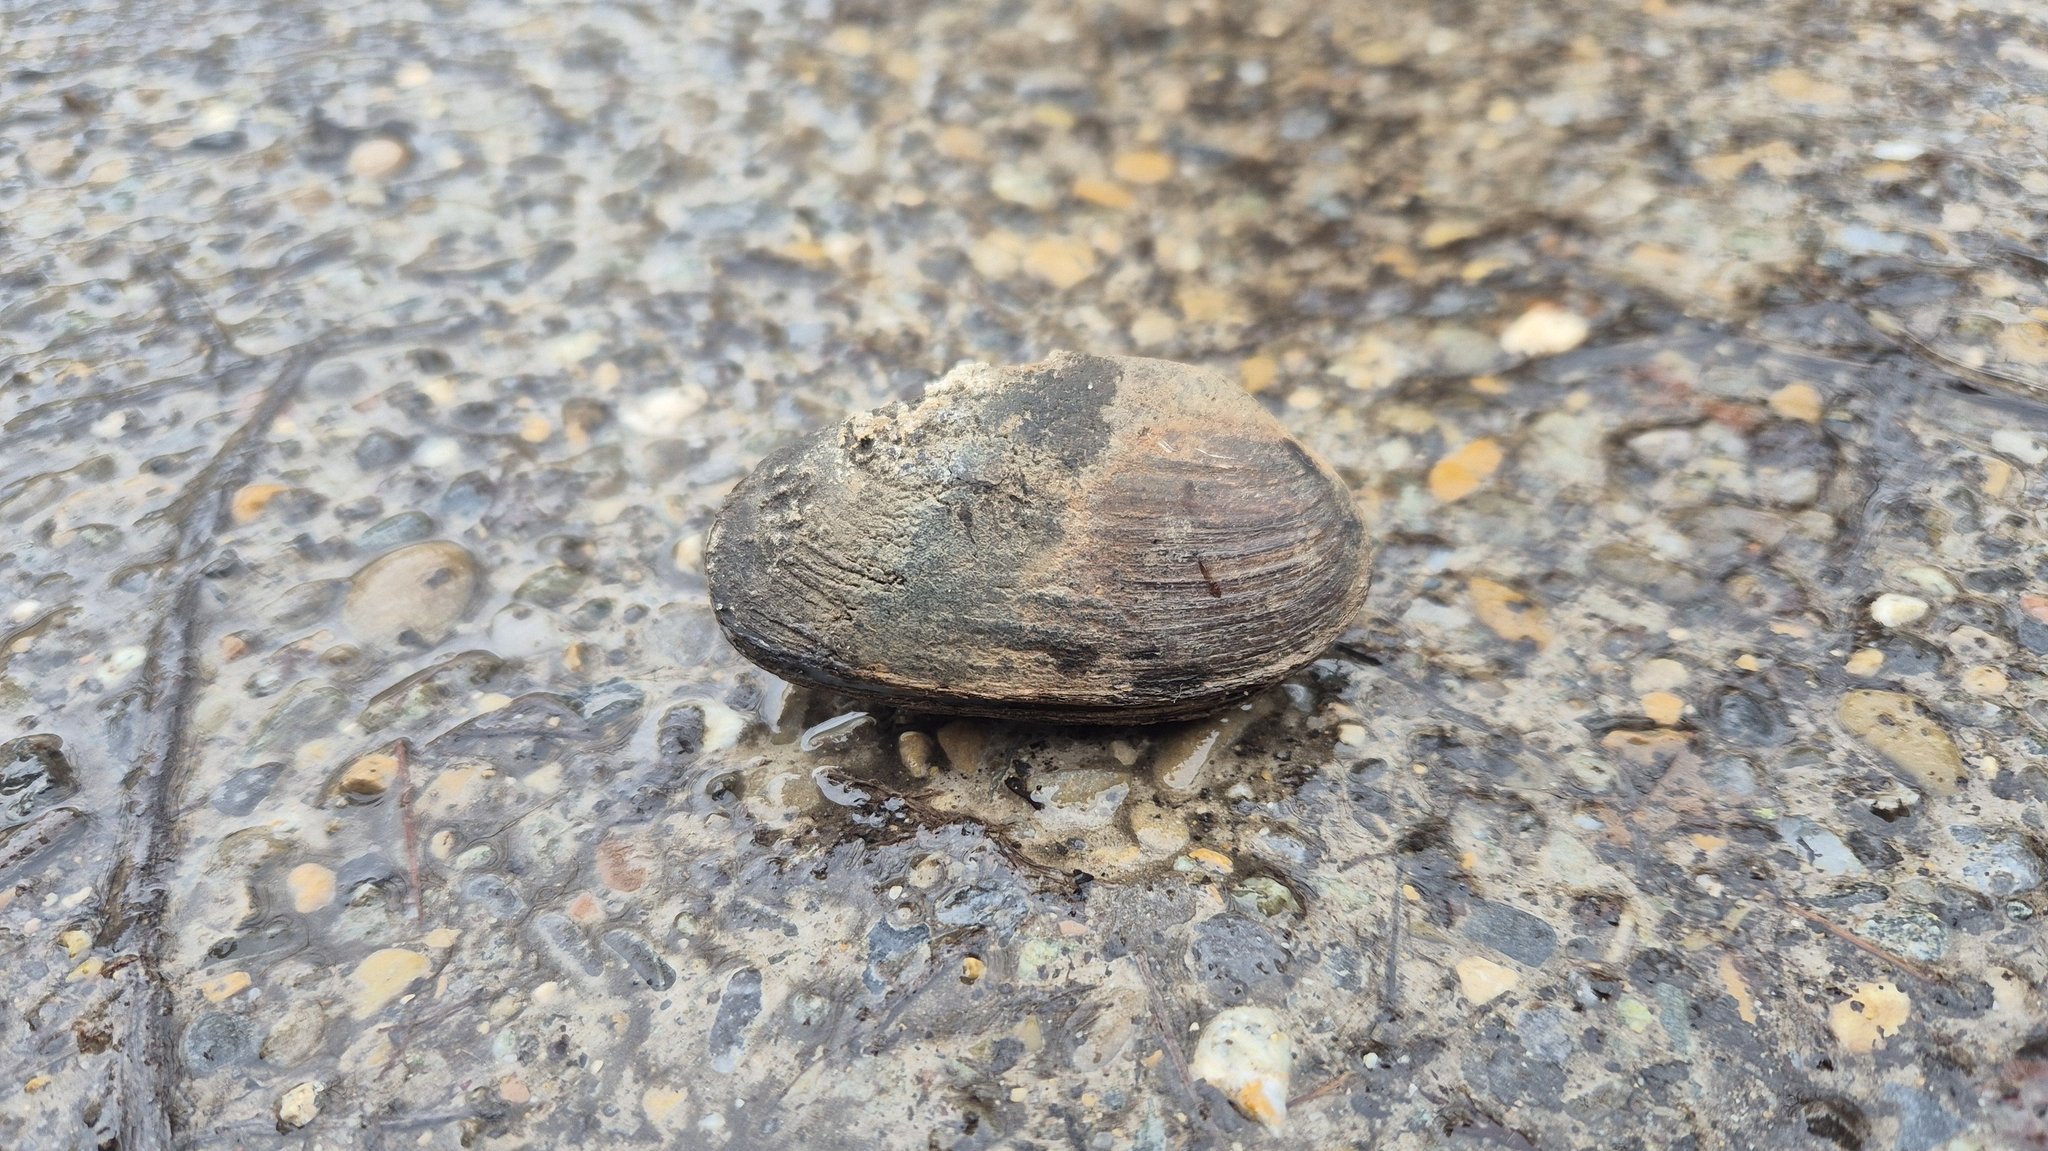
[704, 351, 1372, 722]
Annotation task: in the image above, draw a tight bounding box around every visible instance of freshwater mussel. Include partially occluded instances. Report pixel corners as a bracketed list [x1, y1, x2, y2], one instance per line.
[705, 352, 1371, 722]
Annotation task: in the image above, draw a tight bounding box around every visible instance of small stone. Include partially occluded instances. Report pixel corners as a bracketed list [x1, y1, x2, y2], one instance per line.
[1630, 658, 1689, 693]
[1455, 956, 1520, 1005]
[1499, 304, 1590, 357]
[514, 565, 585, 608]
[1961, 665, 2009, 695]
[1336, 723, 1367, 747]
[1960, 839, 2044, 897]
[934, 125, 985, 161]
[990, 166, 1058, 210]
[1900, 566, 1959, 599]
[183, 1012, 263, 1072]
[1029, 769, 1129, 831]
[348, 137, 409, 181]
[231, 483, 289, 523]
[349, 948, 431, 1018]
[896, 731, 940, 778]
[1462, 903, 1559, 966]
[1468, 577, 1550, 647]
[1828, 982, 1909, 1054]
[1128, 802, 1190, 855]
[1870, 594, 1930, 628]
[1768, 383, 1824, 422]
[1189, 1006, 1293, 1129]
[1857, 911, 1948, 963]
[961, 955, 986, 983]
[353, 428, 414, 471]
[344, 541, 480, 644]
[58, 929, 91, 958]
[1641, 691, 1685, 726]
[1429, 437, 1504, 502]
[1129, 309, 1177, 346]
[335, 748, 401, 800]
[24, 139, 79, 179]
[1239, 355, 1278, 393]
[1022, 236, 1098, 290]
[1839, 690, 1963, 795]
[710, 967, 765, 1071]
[1991, 429, 2048, 465]
[200, 971, 253, 1002]
[825, 24, 873, 55]
[1784, 819, 1862, 875]
[517, 414, 553, 444]
[361, 510, 437, 551]
[1422, 218, 1485, 248]
[1844, 649, 1885, 676]
[934, 721, 988, 773]
[1072, 177, 1135, 210]
[287, 863, 336, 913]
[1111, 150, 1174, 184]
[596, 834, 655, 893]
[278, 1081, 321, 1129]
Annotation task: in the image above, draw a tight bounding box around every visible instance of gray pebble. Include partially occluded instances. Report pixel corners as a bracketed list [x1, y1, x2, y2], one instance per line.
[1186, 914, 1290, 1004]
[864, 920, 931, 993]
[182, 1012, 263, 1073]
[709, 967, 763, 1073]
[360, 511, 437, 551]
[933, 883, 1028, 934]
[1, 734, 76, 820]
[602, 929, 677, 991]
[354, 429, 414, 471]
[1857, 910, 1948, 963]
[514, 564, 585, 609]
[1960, 838, 2044, 897]
[461, 874, 526, 921]
[528, 910, 602, 979]
[1462, 901, 1559, 967]
[212, 763, 283, 817]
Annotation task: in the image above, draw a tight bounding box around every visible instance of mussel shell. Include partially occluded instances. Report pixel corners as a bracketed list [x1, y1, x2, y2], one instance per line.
[705, 352, 1371, 723]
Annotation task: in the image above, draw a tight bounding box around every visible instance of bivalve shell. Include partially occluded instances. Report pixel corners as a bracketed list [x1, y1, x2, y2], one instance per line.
[705, 352, 1371, 722]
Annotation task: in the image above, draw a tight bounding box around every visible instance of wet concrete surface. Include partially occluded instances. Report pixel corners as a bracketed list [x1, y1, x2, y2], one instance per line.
[4, 0, 2048, 1147]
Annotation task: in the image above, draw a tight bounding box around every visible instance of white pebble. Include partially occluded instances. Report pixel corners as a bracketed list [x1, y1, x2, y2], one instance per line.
[414, 436, 463, 468]
[94, 646, 148, 688]
[622, 386, 709, 436]
[1897, 566, 1957, 599]
[1499, 303, 1591, 357]
[1189, 1005, 1294, 1129]
[699, 701, 750, 753]
[1869, 593, 1930, 628]
[347, 137, 409, 181]
[277, 1081, 321, 1129]
[1991, 429, 2047, 465]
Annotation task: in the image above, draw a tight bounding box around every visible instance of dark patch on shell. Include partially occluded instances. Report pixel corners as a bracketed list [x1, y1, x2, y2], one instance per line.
[705, 352, 1373, 722]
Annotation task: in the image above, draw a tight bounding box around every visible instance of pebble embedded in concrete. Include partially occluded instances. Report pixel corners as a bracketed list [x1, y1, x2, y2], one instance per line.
[1869, 593, 1930, 628]
[343, 541, 481, 645]
[277, 1081, 321, 1129]
[1189, 1005, 1294, 1129]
